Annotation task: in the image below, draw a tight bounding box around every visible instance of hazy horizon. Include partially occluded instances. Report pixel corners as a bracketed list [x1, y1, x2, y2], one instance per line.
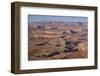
[28, 15, 88, 23]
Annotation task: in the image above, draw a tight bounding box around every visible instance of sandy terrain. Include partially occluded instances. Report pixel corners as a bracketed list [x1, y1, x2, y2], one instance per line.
[28, 21, 88, 60]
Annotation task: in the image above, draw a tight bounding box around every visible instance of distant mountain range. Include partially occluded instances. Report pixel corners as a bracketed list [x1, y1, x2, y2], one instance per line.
[29, 21, 88, 27]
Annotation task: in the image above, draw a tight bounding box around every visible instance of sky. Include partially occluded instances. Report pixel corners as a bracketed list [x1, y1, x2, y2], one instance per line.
[28, 15, 88, 23]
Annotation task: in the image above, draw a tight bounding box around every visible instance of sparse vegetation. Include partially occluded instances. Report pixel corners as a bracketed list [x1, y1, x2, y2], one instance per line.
[28, 21, 88, 60]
